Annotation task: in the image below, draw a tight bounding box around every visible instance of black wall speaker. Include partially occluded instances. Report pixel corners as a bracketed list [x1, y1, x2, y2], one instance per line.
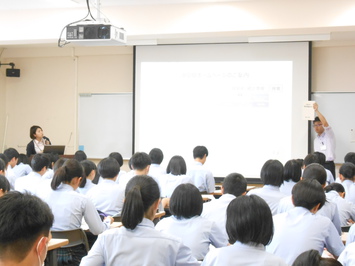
[6, 68, 20, 77]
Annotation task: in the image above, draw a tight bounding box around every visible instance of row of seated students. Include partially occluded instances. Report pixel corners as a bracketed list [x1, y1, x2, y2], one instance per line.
[1, 146, 355, 265]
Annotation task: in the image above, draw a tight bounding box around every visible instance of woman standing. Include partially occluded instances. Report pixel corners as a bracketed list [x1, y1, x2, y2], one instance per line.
[26, 125, 51, 157]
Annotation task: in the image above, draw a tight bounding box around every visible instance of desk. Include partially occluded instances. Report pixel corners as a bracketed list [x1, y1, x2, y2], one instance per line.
[47, 238, 69, 266]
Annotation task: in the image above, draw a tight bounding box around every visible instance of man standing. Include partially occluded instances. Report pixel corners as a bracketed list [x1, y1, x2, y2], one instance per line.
[313, 103, 336, 177]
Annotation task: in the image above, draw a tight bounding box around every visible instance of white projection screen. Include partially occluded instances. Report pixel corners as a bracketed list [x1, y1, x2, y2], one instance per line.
[134, 42, 310, 180]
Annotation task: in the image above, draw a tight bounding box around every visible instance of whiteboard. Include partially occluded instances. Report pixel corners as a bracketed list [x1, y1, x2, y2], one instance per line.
[311, 92, 355, 163]
[78, 93, 133, 159]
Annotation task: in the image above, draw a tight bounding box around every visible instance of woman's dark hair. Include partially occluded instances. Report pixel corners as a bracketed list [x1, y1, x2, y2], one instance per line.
[226, 195, 273, 246]
[109, 152, 124, 167]
[292, 179, 326, 210]
[0, 175, 10, 193]
[53, 158, 68, 172]
[283, 159, 302, 183]
[292, 249, 342, 266]
[121, 175, 160, 230]
[97, 157, 120, 179]
[29, 125, 42, 139]
[166, 155, 187, 175]
[170, 183, 203, 219]
[260, 159, 284, 187]
[51, 159, 83, 190]
[324, 182, 345, 194]
[79, 160, 96, 188]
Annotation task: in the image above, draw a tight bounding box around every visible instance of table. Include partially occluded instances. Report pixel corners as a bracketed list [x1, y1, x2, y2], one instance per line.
[47, 238, 69, 266]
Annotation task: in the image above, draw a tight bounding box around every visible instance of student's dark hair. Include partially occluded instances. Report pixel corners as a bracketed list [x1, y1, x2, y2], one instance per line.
[149, 148, 164, 164]
[260, 159, 284, 187]
[226, 195, 273, 246]
[222, 173, 247, 197]
[0, 191, 54, 263]
[31, 153, 50, 172]
[344, 152, 355, 165]
[313, 152, 326, 165]
[284, 159, 302, 182]
[292, 249, 342, 266]
[292, 179, 326, 210]
[121, 175, 160, 230]
[47, 153, 59, 169]
[303, 153, 320, 167]
[302, 163, 327, 185]
[53, 157, 68, 172]
[170, 183, 203, 219]
[74, 150, 87, 162]
[51, 159, 83, 190]
[3, 148, 19, 160]
[17, 153, 30, 165]
[79, 160, 97, 188]
[339, 162, 355, 180]
[0, 154, 9, 167]
[97, 157, 120, 179]
[166, 155, 187, 175]
[0, 159, 5, 172]
[109, 152, 124, 167]
[0, 175, 10, 193]
[29, 125, 42, 139]
[130, 152, 151, 170]
[193, 146, 208, 159]
[324, 183, 345, 194]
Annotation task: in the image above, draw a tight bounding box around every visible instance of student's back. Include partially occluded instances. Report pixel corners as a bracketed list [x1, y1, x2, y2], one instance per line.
[81, 175, 199, 266]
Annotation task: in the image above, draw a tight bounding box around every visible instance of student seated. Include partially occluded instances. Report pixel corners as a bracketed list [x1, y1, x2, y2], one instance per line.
[0, 191, 54, 266]
[247, 159, 286, 215]
[74, 150, 87, 162]
[0, 158, 7, 177]
[81, 175, 199, 265]
[42, 152, 59, 180]
[202, 195, 287, 266]
[338, 241, 355, 265]
[325, 182, 355, 227]
[4, 147, 20, 188]
[279, 159, 302, 196]
[314, 152, 335, 185]
[201, 173, 247, 243]
[86, 157, 125, 216]
[13, 153, 32, 178]
[148, 148, 166, 182]
[339, 162, 355, 204]
[14, 153, 50, 195]
[42, 159, 113, 265]
[109, 151, 126, 183]
[119, 152, 151, 187]
[187, 146, 215, 193]
[155, 183, 227, 260]
[77, 160, 97, 195]
[158, 155, 193, 198]
[266, 179, 344, 265]
[292, 249, 342, 266]
[0, 174, 10, 197]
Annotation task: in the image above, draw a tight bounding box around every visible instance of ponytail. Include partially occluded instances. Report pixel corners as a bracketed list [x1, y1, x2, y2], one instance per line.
[121, 175, 160, 230]
[51, 159, 83, 190]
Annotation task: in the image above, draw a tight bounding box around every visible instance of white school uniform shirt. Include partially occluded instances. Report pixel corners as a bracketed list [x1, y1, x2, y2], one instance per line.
[12, 163, 32, 178]
[77, 179, 96, 195]
[338, 242, 355, 266]
[118, 170, 135, 187]
[187, 161, 215, 193]
[115, 169, 127, 184]
[202, 241, 287, 266]
[148, 163, 166, 183]
[346, 183, 355, 205]
[326, 169, 335, 185]
[279, 180, 297, 196]
[86, 179, 125, 216]
[5, 165, 17, 190]
[42, 183, 109, 235]
[247, 185, 286, 215]
[201, 193, 236, 243]
[266, 207, 344, 265]
[314, 125, 336, 162]
[158, 173, 193, 198]
[155, 215, 227, 260]
[14, 171, 42, 195]
[326, 190, 355, 227]
[276, 194, 342, 235]
[80, 218, 200, 266]
[41, 168, 54, 180]
[346, 223, 355, 245]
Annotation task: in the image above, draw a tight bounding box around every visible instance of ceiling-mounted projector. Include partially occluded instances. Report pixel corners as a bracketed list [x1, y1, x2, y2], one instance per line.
[65, 23, 126, 46]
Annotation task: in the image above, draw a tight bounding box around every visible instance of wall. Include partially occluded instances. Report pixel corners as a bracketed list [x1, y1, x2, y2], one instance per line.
[0, 46, 133, 155]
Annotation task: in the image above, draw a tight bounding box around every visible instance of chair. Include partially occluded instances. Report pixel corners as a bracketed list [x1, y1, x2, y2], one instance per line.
[51, 229, 90, 253]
